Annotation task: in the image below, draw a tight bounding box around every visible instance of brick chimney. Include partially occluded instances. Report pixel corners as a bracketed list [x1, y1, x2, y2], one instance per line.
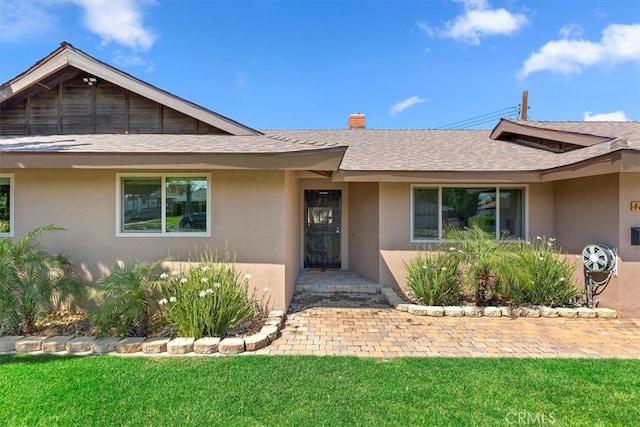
[348, 113, 365, 129]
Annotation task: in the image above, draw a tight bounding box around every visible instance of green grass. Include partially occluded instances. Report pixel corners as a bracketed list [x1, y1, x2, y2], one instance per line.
[1, 355, 638, 426]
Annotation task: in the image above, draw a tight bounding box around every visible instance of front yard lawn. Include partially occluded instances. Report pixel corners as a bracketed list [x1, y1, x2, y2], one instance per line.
[1, 355, 638, 426]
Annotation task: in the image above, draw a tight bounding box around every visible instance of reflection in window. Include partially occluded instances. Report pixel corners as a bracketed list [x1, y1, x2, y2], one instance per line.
[120, 175, 209, 235]
[307, 207, 333, 225]
[412, 186, 524, 240]
[0, 176, 11, 235]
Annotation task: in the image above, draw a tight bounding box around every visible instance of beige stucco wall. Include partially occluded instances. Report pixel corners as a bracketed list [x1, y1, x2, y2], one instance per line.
[9, 168, 292, 310]
[554, 173, 621, 313]
[618, 172, 640, 317]
[348, 182, 380, 282]
[283, 171, 301, 308]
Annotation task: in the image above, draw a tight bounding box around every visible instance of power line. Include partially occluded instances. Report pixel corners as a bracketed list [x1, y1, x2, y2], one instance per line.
[435, 105, 520, 130]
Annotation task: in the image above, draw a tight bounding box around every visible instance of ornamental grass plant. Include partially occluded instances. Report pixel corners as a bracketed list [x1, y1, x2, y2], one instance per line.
[404, 249, 463, 306]
[159, 251, 260, 338]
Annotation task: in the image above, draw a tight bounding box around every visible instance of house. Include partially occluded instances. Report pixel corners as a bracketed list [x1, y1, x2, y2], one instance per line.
[1, 43, 639, 317]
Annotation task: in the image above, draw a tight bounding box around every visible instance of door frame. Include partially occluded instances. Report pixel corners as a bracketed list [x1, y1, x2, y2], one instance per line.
[298, 179, 349, 270]
[304, 189, 342, 269]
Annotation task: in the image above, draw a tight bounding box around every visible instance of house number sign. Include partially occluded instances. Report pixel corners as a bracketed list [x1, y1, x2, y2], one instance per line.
[631, 201, 640, 212]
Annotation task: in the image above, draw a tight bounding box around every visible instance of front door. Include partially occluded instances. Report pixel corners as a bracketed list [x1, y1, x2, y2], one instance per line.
[304, 190, 341, 269]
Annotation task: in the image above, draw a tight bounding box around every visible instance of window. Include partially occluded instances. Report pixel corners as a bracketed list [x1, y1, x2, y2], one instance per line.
[0, 175, 13, 236]
[117, 174, 209, 236]
[412, 185, 525, 241]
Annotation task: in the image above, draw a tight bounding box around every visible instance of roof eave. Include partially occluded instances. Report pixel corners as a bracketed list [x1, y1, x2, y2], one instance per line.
[490, 118, 612, 147]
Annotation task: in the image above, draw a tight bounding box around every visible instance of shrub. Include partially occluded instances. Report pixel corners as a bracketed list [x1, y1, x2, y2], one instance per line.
[500, 237, 581, 307]
[404, 250, 463, 306]
[0, 225, 83, 334]
[90, 259, 165, 337]
[443, 225, 520, 305]
[159, 251, 260, 338]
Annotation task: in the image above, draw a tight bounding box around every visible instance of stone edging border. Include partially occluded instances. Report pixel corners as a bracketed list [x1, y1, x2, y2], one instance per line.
[381, 288, 619, 319]
[0, 310, 285, 356]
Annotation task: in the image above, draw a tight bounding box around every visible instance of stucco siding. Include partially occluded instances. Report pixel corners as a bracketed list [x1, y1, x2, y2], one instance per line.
[618, 172, 640, 317]
[348, 182, 379, 282]
[9, 168, 291, 310]
[284, 170, 301, 308]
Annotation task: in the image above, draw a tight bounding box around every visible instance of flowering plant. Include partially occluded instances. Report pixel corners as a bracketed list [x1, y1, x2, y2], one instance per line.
[158, 253, 261, 338]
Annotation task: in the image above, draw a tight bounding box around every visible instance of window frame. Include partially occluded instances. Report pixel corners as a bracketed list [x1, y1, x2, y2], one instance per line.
[0, 173, 14, 237]
[115, 172, 211, 237]
[410, 184, 528, 242]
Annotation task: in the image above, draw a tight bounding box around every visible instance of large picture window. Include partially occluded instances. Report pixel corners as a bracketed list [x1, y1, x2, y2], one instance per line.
[118, 174, 209, 236]
[0, 175, 13, 236]
[412, 186, 525, 241]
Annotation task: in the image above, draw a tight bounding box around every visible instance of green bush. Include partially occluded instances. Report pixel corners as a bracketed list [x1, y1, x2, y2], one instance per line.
[500, 236, 581, 306]
[90, 260, 165, 337]
[0, 225, 83, 334]
[404, 250, 463, 306]
[159, 251, 260, 338]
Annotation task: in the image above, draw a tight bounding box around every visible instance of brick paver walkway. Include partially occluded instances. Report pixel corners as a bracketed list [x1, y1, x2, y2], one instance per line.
[258, 270, 640, 358]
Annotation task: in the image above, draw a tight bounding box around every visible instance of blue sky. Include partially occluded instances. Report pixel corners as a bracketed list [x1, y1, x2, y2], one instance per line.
[1, 0, 639, 129]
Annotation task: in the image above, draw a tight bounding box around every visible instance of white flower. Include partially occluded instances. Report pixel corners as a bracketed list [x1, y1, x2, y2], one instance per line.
[264, 287, 270, 293]
[449, 247, 456, 251]
[206, 288, 214, 294]
[531, 281, 535, 284]
[422, 265, 427, 269]
[536, 236, 542, 240]
[525, 241, 531, 245]
[213, 282, 221, 289]
[201, 266, 210, 272]
[539, 257, 544, 260]
[559, 278, 566, 282]
[441, 267, 447, 271]
[547, 242, 553, 247]
[199, 290, 207, 297]
[201, 277, 208, 283]
[180, 278, 188, 284]
[243, 274, 253, 281]
[169, 297, 177, 303]
[549, 238, 556, 242]
[171, 270, 179, 276]
[158, 298, 168, 305]
[160, 272, 168, 279]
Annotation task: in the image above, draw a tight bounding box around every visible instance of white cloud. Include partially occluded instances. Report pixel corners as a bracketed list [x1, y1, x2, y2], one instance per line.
[520, 23, 640, 77]
[389, 96, 426, 117]
[72, 0, 156, 50]
[419, 0, 528, 45]
[584, 110, 631, 121]
[0, 0, 57, 41]
[559, 24, 583, 39]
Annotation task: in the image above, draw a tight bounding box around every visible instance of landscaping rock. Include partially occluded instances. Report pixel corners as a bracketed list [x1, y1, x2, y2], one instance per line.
[264, 318, 282, 328]
[444, 306, 464, 317]
[43, 328, 61, 337]
[143, 337, 170, 354]
[557, 308, 578, 318]
[576, 308, 597, 318]
[426, 306, 445, 317]
[194, 337, 221, 354]
[499, 306, 511, 317]
[92, 337, 121, 354]
[595, 308, 618, 319]
[539, 307, 559, 318]
[462, 306, 483, 317]
[407, 304, 428, 316]
[522, 307, 541, 318]
[268, 310, 285, 318]
[396, 303, 411, 312]
[116, 337, 146, 353]
[261, 325, 279, 341]
[42, 336, 73, 353]
[167, 337, 195, 354]
[244, 333, 269, 351]
[483, 307, 502, 317]
[66, 336, 95, 353]
[218, 338, 245, 354]
[0, 336, 25, 352]
[16, 336, 50, 353]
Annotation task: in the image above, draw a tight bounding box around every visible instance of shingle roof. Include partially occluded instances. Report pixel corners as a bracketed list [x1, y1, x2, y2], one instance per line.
[0, 133, 345, 154]
[1, 121, 637, 173]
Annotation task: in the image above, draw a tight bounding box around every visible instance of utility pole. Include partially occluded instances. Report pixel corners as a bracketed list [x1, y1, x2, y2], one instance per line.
[521, 90, 528, 121]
